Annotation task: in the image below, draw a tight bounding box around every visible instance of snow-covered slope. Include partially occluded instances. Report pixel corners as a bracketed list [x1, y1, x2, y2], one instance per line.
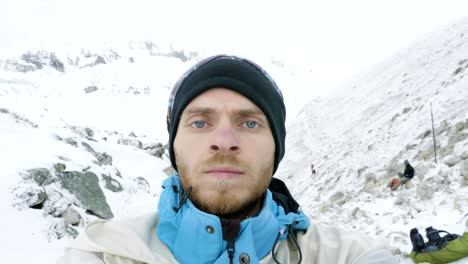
[277, 17, 468, 257]
[1, 18, 468, 263]
[0, 43, 303, 263]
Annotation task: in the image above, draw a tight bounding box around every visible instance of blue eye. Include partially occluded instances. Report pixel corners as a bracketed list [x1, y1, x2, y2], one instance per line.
[244, 121, 258, 128]
[191, 121, 206, 128]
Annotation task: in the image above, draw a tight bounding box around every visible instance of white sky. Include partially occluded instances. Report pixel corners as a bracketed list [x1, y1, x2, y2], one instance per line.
[1, 0, 467, 91]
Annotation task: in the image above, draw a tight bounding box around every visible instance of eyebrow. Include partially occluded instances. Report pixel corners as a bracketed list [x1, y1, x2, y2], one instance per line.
[183, 107, 216, 116]
[182, 107, 266, 119]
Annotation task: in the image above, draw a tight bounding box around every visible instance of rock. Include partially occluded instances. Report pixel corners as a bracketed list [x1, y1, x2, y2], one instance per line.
[54, 163, 66, 173]
[128, 132, 137, 137]
[64, 137, 78, 147]
[57, 171, 113, 219]
[443, 155, 462, 167]
[26, 168, 53, 186]
[134, 177, 150, 193]
[61, 207, 81, 226]
[101, 174, 123, 192]
[49, 53, 65, 72]
[454, 120, 466, 132]
[418, 129, 431, 139]
[13, 184, 47, 209]
[43, 190, 71, 217]
[81, 142, 96, 154]
[84, 86, 98, 93]
[96, 152, 112, 166]
[117, 138, 142, 149]
[47, 219, 67, 240]
[66, 226, 79, 238]
[148, 144, 166, 158]
[70, 126, 94, 138]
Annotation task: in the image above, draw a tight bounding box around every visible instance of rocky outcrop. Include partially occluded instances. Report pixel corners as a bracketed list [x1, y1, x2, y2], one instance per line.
[57, 171, 113, 219]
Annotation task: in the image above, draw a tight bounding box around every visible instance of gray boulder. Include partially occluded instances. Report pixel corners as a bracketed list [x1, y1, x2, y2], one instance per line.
[26, 168, 53, 186]
[62, 207, 82, 226]
[13, 184, 47, 209]
[43, 190, 71, 217]
[84, 86, 98, 94]
[70, 126, 94, 138]
[81, 142, 96, 154]
[47, 219, 67, 240]
[54, 163, 66, 173]
[96, 152, 112, 166]
[64, 137, 78, 147]
[57, 171, 113, 219]
[102, 174, 123, 192]
[118, 138, 142, 149]
[145, 142, 166, 158]
[134, 177, 150, 193]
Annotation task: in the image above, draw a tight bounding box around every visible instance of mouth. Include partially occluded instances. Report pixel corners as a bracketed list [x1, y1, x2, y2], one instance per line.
[204, 167, 244, 179]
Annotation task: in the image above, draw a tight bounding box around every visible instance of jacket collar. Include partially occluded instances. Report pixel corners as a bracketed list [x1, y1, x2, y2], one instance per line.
[156, 175, 309, 264]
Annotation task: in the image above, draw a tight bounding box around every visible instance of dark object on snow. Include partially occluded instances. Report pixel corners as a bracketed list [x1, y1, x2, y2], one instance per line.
[410, 228, 426, 252]
[403, 160, 415, 178]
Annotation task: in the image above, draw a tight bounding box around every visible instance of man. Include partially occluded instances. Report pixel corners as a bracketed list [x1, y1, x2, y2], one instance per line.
[310, 164, 316, 176]
[393, 160, 415, 190]
[58, 55, 399, 263]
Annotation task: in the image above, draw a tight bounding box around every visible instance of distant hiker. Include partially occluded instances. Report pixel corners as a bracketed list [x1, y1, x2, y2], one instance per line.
[311, 163, 316, 176]
[409, 226, 467, 263]
[392, 160, 414, 190]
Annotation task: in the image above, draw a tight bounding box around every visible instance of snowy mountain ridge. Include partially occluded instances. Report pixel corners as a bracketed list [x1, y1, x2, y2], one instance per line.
[277, 17, 468, 256]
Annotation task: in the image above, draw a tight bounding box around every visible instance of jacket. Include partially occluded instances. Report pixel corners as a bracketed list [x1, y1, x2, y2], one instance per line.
[403, 164, 415, 179]
[57, 212, 399, 264]
[58, 176, 399, 263]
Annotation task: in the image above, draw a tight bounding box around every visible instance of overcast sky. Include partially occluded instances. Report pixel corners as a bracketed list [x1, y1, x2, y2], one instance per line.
[1, 0, 467, 91]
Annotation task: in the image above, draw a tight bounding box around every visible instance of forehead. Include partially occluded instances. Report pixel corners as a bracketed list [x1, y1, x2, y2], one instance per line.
[185, 88, 263, 113]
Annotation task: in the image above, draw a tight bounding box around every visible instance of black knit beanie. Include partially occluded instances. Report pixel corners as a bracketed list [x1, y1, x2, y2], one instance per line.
[166, 55, 286, 174]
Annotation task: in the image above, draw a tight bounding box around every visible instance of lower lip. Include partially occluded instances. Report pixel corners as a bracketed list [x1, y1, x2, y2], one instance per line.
[206, 171, 242, 179]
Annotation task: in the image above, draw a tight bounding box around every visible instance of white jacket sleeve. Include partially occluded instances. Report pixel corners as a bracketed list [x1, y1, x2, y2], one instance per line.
[56, 248, 104, 264]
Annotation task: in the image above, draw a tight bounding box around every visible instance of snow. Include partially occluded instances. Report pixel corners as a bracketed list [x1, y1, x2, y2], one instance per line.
[0, 16, 468, 264]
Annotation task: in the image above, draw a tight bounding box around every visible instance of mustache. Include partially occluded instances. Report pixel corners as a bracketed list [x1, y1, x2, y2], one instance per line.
[202, 153, 244, 169]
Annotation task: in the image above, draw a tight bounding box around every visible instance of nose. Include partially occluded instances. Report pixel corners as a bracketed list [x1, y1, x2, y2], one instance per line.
[210, 122, 240, 153]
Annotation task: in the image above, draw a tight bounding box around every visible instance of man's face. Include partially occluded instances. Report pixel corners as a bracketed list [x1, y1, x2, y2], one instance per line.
[173, 88, 275, 217]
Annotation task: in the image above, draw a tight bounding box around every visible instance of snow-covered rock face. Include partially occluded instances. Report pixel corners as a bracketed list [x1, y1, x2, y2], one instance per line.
[277, 18, 468, 255]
